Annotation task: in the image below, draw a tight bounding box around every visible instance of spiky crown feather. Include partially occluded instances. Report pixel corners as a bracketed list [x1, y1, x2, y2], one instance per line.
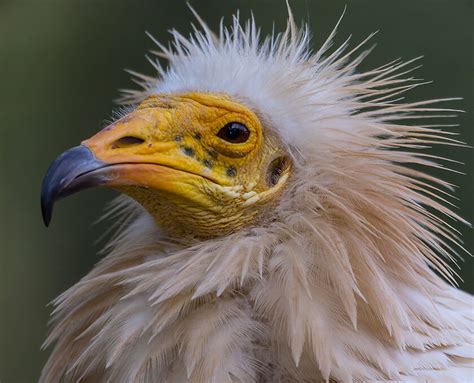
[41, 6, 473, 383]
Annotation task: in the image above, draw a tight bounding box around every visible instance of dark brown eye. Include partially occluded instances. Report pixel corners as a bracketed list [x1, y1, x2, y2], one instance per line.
[217, 122, 250, 143]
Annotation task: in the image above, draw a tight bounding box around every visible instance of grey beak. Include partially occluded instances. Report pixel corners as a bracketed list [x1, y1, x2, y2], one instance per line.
[40, 145, 106, 227]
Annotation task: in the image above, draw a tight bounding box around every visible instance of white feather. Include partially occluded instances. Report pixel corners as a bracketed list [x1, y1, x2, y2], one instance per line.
[41, 7, 473, 383]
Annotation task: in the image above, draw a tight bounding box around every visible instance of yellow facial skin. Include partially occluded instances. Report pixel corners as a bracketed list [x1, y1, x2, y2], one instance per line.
[82, 93, 291, 238]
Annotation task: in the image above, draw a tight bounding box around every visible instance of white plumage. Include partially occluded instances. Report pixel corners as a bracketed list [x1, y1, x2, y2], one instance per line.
[41, 6, 473, 382]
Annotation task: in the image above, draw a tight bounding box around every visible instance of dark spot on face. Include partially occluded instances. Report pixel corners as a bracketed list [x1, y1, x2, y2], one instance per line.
[203, 159, 212, 168]
[194, 133, 202, 140]
[174, 135, 182, 142]
[148, 143, 152, 148]
[226, 166, 237, 177]
[206, 148, 218, 159]
[183, 146, 195, 157]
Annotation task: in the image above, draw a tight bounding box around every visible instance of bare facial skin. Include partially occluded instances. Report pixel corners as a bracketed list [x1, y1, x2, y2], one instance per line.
[43, 92, 291, 237]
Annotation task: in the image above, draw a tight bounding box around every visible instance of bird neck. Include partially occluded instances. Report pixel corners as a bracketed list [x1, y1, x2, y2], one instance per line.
[42, 205, 472, 382]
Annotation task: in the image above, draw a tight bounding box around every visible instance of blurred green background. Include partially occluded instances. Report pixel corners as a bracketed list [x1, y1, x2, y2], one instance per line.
[0, 0, 472, 381]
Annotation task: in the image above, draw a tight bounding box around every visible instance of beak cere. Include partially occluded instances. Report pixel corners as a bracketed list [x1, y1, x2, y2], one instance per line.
[41, 105, 168, 228]
[40, 145, 110, 226]
[40, 101, 215, 230]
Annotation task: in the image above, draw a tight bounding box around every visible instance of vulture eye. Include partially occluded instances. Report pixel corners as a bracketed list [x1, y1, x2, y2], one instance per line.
[217, 122, 250, 143]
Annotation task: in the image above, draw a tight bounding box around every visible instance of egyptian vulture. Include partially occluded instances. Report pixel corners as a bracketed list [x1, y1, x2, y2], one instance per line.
[40, 6, 473, 383]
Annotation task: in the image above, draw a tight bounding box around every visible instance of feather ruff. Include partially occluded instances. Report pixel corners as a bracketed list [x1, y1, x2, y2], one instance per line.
[41, 7, 473, 383]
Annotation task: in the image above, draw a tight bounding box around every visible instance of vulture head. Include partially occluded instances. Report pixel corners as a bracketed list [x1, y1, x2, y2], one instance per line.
[40, 6, 473, 383]
[42, 92, 290, 238]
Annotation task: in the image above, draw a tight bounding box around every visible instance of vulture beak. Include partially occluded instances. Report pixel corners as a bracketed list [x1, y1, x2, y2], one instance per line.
[41, 100, 220, 227]
[41, 145, 108, 226]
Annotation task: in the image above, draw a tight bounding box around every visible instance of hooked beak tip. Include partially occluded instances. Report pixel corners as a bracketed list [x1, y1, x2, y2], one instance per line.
[41, 198, 52, 227]
[40, 145, 105, 227]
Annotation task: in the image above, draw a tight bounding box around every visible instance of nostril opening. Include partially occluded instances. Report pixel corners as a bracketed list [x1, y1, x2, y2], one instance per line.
[111, 136, 145, 149]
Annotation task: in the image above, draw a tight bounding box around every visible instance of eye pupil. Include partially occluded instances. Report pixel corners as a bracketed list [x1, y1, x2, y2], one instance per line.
[217, 122, 250, 143]
[227, 126, 240, 139]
